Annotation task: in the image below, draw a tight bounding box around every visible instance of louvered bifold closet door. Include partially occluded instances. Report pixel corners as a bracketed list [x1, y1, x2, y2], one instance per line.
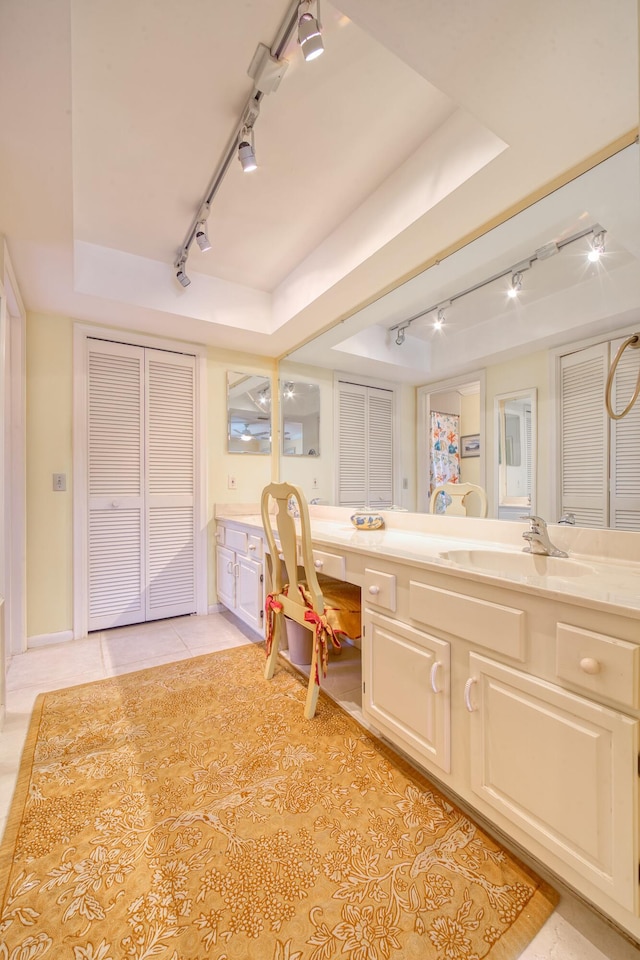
[610, 337, 640, 530]
[337, 381, 394, 508]
[145, 350, 197, 620]
[338, 383, 368, 507]
[560, 344, 609, 527]
[88, 340, 145, 630]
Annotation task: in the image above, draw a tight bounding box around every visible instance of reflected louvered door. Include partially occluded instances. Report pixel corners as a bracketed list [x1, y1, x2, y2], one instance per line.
[560, 344, 609, 527]
[88, 341, 145, 630]
[145, 351, 196, 619]
[337, 381, 393, 508]
[610, 337, 640, 530]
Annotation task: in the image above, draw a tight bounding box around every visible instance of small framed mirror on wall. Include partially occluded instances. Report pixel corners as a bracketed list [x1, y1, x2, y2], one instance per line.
[495, 388, 536, 519]
[281, 379, 320, 457]
[227, 372, 272, 454]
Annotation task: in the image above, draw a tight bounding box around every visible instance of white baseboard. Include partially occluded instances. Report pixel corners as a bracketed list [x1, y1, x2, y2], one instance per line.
[208, 603, 225, 615]
[28, 630, 74, 649]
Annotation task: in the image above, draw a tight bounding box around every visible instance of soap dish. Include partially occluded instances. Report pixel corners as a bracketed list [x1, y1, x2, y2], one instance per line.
[350, 510, 385, 530]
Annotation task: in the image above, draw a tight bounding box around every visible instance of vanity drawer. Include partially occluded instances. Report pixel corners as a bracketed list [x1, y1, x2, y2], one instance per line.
[247, 534, 263, 559]
[556, 623, 640, 709]
[409, 581, 526, 661]
[364, 568, 397, 612]
[311, 549, 346, 580]
[225, 528, 248, 553]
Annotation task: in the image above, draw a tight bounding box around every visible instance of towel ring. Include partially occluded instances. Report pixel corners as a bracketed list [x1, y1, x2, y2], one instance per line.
[605, 334, 640, 420]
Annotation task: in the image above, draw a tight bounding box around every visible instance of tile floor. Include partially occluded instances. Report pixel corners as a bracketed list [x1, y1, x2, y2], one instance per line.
[0, 612, 638, 960]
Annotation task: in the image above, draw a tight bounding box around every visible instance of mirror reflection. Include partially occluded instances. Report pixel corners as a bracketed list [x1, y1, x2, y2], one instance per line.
[227, 372, 272, 455]
[279, 143, 640, 528]
[281, 380, 321, 457]
[495, 389, 536, 519]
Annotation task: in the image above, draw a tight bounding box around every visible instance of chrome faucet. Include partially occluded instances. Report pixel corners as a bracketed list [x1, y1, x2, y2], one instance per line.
[520, 515, 568, 558]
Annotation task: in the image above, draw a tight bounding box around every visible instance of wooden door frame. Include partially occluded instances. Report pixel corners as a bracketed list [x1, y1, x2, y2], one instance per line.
[73, 323, 208, 639]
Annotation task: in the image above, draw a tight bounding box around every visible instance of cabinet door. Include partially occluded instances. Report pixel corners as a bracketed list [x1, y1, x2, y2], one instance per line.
[363, 612, 450, 773]
[467, 652, 639, 911]
[237, 554, 264, 635]
[216, 544, 236, 610]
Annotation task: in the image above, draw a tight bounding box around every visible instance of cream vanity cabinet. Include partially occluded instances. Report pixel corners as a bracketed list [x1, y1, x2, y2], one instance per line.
[215, 521, 264, 636]
[361, 562, 640, 927]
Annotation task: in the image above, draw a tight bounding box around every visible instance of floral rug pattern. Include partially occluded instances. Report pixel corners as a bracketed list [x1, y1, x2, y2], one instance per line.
[0, 642, 556, 959]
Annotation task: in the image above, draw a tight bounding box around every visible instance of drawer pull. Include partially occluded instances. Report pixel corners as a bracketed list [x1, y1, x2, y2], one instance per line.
[314, 559, 323, 570]
[368, 585, 380, 596]
[249, 544, 256, 551]
[464, 677, 477, 712]
[579, 656, 601, 675]
[430, 661, 442, 694]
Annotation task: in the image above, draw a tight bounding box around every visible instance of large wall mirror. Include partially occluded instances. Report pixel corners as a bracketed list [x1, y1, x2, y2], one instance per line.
[227, 372, 272, 454]
[281, 380, 320, 457]
[279, 142, 640, 528]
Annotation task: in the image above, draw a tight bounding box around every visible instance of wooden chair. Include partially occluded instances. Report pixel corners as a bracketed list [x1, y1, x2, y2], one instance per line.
[261, 482, 361, 719]
[429, 481, 488, 517]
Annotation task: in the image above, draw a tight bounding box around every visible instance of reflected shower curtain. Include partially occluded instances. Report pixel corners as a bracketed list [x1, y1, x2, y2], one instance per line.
[430, 411, 460, 512]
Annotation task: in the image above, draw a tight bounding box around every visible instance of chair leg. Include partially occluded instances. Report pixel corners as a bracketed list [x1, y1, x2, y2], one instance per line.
[264, 614, 282, 680]
[304, 637, 320, 719]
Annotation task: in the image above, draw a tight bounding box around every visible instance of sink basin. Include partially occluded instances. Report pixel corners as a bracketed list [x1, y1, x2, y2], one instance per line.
[440, 549, 594, 579]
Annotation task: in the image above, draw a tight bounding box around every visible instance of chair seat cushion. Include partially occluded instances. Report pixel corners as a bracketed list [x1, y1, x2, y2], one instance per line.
[307, 573, 361, 640]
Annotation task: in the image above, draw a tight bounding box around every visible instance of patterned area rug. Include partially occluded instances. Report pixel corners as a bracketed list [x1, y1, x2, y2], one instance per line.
[0, 642, 557, 960]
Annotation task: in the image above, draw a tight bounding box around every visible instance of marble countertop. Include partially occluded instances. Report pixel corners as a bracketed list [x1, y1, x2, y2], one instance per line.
[216, 510, 640, 619]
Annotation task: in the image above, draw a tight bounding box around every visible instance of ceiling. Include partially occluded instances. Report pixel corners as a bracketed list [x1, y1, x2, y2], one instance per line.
[0, 0, 637, 359]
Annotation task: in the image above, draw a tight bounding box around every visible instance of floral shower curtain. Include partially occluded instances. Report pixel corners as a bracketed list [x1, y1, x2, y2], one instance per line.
[429, 411, 460, 510]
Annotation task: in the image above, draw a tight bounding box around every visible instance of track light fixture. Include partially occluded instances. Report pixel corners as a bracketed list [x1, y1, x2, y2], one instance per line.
[298, 1, 324, 61]
[175, 259, 190, 287]
[588, 230, 606, 262]
[434, 308, 445, 330]
[176, 0, 329, 281]
[238, 126, 257, 173]
[507, 271, 523, 298]
[388, 223, 604, 341]
[195, 220, 212, 252]
[395, 324, 409, 346]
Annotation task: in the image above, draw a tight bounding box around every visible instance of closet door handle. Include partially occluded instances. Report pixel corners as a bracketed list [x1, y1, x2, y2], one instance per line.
[464, 677, 477, 712]
[430, 661, 442, 694]
[112, 500, 119, 508]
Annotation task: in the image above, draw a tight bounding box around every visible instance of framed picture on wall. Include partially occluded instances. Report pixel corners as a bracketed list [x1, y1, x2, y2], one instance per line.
[461, 434, 480, 458]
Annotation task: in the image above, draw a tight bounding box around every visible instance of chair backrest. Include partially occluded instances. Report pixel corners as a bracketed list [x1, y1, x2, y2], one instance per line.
[261, 481, 324, 621]
[429, 481, 488, 517]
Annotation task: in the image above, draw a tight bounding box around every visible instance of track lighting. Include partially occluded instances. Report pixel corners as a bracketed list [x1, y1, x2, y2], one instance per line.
[175, 260, 190, 287]
[283, 382, 295, 399]
[298, 1, 324, 61]
[195, 220, 212, 252]
[395, 325, 408, 346]
[588, 230, 606, 262]
[507, 272, 523, 298]
[434, 307, 446, 330]
[238, 127, 257, 173]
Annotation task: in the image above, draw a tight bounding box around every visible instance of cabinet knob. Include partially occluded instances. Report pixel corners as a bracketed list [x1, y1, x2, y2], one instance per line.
[249, 544, 256, 551]
[314, 560, 323, 570]
[368, 585, 380, 596]
[579, 656, 601, 675]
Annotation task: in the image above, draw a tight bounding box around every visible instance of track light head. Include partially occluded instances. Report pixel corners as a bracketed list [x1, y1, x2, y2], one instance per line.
[298, 3, 324, 61]
[175, 260, 190, 287]
[238, 137, 257, 173]
[195, 221, 212, 252]
[434, 308, 445, 331]
[395, 325, 408, 346]
[588, 229, 606, 262]
[507, 271, 523, 298]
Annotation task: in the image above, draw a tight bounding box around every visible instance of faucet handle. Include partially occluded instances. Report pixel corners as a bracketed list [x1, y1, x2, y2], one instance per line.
[520, 514, 547, 531]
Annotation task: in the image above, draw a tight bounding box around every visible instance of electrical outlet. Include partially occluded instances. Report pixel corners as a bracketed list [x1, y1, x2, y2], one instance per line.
[312, 477, 318, 489]
[228, 475, 237, 490]
[53, 473, 66, 492]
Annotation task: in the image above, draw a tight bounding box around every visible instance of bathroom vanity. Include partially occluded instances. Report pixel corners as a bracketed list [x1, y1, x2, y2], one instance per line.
[214, 504, 640, 942]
